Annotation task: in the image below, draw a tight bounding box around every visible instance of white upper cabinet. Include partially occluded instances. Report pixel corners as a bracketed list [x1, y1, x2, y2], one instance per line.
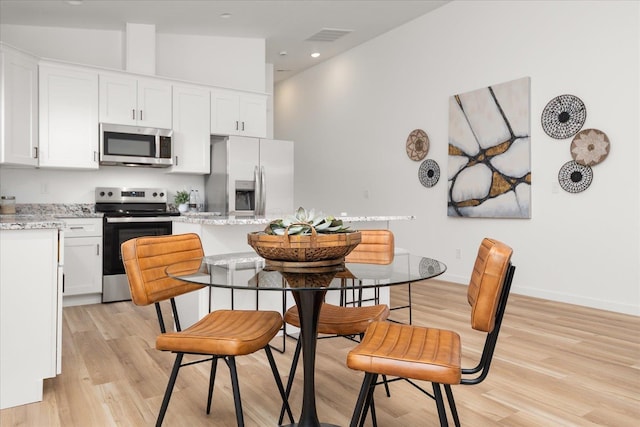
[170, 84, 211, 174]
[38, 63, 99, 169]
[0, 45, 38, 166]
[99, 73, 172, 129]
[211, 89, 266, 138]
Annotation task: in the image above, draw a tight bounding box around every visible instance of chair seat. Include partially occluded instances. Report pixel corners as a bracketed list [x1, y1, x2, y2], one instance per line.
[347, 321, 462, 385]
[284, 303, 390, 336]
[157, 310, 283, 356]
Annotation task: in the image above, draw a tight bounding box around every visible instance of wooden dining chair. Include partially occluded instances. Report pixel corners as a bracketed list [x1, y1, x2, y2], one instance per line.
[347, 238, 515, 426]
[121, 233, 293, 427]
[277, 229, 394, 424]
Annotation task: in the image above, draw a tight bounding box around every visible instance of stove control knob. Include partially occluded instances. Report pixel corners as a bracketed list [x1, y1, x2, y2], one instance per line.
[153, 192, 158, 197]
[108, 191, 113, 197]
[99, 191, 105, 197]
[159, 192, 165, 197]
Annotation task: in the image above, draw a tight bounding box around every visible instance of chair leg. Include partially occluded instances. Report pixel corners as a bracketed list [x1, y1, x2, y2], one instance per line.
[359, 374, 378, 427]
[350, 372, 375, 427]
[444, 384, 460, 427]
[278, 336, 302, 424]
[156, 353, 183, 427]
[206, 357, 219, 414]
[226, 356, 244, 427]
[432, 383, 449, 427]
[264, 345, 294, 424]
[407, 283, 413, 325]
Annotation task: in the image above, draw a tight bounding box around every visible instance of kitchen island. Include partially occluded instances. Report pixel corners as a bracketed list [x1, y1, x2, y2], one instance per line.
[0, 215, 64, 409]
[171, 213, 414, 329]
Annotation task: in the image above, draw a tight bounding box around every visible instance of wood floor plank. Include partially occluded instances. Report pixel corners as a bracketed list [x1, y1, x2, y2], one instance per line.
[1, 279, 639, 426]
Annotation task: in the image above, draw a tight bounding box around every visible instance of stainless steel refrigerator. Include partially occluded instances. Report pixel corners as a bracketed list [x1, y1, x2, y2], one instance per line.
[205, 135, 294, 216]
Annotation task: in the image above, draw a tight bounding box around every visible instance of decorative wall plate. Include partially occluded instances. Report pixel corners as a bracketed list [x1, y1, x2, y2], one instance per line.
[406, 129, 429, 161]
[418, 159, 440, 188]
[541, 94, 586, 139]
[570, 128, 610, 166]
[558, 160, 593, 193]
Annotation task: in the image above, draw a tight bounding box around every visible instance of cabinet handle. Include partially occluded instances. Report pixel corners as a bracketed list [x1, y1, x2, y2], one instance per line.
[69, 226, 83, 230]
[94, 151, 98, 162]
[132, 109, 136, 120]
[140, 110, 143, 121]
[33, 146, 38, 159]
[175, 156, 178, 166]
[235, 120, 239, 131]
[96, 244, 100, 256]
[242, 121, 245, 131]
[62, 273, 65, 293]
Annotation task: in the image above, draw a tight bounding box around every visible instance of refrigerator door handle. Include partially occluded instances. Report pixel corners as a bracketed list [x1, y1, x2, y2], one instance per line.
[254, 165, 261, 215]
[260, 166, 267, 215]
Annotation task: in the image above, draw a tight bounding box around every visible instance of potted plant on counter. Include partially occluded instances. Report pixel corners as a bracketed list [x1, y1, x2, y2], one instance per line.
[174, 190, 190, 213]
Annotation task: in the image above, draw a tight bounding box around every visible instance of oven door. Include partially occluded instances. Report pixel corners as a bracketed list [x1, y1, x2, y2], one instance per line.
[102, 216, 173, 302]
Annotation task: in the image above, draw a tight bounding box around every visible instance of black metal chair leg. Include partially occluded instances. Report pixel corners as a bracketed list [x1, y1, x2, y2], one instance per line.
[444, 384, 460, 427]
[350, 372, 375, 427]
[432, 383, 449, 427]
[382, 374, 391, 397]
[264, 345, 294, 424]
[227, 357, 244, 427]
[156, 353, 183, 427]
[359, 373, 378, 427]
[278, 336, 302, 424]
[407, 283, 413, 325]
[206, 357, 219, 414]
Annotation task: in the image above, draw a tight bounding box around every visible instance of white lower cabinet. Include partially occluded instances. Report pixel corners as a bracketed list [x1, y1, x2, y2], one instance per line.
[62, 218, 103, 306]
[0, 228, 62, 410]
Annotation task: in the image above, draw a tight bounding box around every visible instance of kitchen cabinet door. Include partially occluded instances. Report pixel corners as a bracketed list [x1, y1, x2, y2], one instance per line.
[0, 45, 38, 166]
[211, 89, 267, 138]
[63, 236, 102, 297]
[170, 84, 211, 174]
[99, 73, 172, 129]
[38, 63, 99, 169]
[240, 93, 267, 138]
[137, 77, 172, 129]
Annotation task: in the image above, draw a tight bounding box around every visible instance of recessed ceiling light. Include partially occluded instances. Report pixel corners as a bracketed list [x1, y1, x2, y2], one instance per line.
[279, 51, 288, 56]
[66, 0, 83, 5]
[220, 13, 232, 19]
[311, 52, 320, 58]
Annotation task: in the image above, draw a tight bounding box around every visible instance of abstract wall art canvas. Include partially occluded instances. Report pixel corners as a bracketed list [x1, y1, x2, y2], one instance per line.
[448, 76, 531, 218]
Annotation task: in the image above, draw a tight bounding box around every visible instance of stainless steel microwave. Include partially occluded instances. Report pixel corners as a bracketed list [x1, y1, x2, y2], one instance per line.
[99, 123, 173, 167]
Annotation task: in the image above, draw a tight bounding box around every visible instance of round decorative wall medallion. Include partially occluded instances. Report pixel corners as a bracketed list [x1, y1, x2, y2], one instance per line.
[418, 159, 440, 188]
[570, 128, 610, 166]
[406, 129, 430, 161]
[541, 94, 586, 139]
[558, 160, 593, 193]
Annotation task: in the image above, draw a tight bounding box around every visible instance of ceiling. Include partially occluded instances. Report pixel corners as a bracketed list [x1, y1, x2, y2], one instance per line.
[0, 0, 450, 82]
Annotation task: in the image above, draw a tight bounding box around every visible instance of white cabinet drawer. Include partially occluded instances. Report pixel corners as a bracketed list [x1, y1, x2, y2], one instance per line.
[62, 218, 102, 238]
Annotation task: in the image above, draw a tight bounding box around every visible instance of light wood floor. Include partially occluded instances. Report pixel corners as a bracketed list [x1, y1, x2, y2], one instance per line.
[2, 280, 639, 426]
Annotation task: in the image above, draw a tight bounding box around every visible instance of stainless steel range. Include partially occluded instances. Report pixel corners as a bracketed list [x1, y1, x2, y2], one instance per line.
[95, 187, 178, 303]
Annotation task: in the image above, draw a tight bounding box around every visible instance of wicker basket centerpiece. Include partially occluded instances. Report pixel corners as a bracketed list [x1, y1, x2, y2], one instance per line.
[248, 207, 361, 266]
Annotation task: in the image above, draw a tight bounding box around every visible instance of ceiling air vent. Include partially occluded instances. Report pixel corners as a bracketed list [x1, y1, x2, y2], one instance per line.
[306, 28, 353, 42]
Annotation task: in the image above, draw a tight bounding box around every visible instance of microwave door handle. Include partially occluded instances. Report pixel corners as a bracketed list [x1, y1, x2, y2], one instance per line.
[260, 166, 266, 215]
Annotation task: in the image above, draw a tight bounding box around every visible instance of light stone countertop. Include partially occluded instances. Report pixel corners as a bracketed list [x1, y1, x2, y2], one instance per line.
[0, 204, 103, 230]
[173, 213, 415, 226]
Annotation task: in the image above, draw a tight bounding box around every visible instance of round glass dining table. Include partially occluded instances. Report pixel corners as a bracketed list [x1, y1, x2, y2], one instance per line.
[166, 252, 447, 427]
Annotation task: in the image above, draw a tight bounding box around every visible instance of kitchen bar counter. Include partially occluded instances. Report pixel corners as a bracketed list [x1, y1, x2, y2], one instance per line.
[174, 212, 415, 226]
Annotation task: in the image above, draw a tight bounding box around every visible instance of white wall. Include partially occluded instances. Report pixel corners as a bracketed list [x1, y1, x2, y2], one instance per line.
[0, 167, 204, 206]
[0, 24, 266, 91]
[274, 0, 640, 315]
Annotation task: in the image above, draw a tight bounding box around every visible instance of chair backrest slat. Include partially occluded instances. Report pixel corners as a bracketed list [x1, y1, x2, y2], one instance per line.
[345, 229, 394, 265]
[121, 233, 205, 306]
